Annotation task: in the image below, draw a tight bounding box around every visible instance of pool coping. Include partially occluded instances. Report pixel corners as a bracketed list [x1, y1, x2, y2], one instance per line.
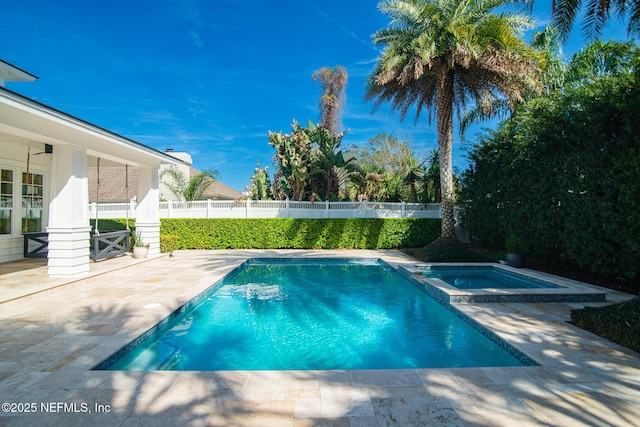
[399, 262, 607, 304]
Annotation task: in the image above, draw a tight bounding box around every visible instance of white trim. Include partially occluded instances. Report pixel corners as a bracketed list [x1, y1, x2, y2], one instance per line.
[1, 86, 180, 272]
[46, 226, 92, 276]
[0, 163, 49, 238]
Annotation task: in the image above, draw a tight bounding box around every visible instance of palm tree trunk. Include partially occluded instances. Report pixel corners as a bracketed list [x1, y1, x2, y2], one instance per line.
[436, 72, 457, 239]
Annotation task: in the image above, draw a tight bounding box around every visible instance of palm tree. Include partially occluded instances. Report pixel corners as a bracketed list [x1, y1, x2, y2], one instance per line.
[564, 40, 639, 85]
[160, 167, 219, 202]
[460, 25, 566, 136]
[366, 0, 542, 239]
[380, 172, 405, 202]
[423, 148, 441, 202]
[530, 25, 567, 93]
[401, 153, 423, 203]
[551, 0, 640, 40]
[349, 164, 385, 201]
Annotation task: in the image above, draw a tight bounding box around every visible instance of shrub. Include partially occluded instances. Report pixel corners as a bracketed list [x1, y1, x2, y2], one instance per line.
[160, 234, 180, 253]
[460, 73, 640, 276]
[160, 218, 440, 250]
[90, 219, 130, 231]
[571, 297, 640, 353]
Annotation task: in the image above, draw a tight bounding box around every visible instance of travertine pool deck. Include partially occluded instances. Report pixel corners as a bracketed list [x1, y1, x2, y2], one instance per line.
[0, 250, 638, 426]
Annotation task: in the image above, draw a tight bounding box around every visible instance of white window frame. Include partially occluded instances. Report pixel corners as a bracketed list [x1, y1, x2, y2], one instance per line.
[0, 168, 14, 236]
[22, 170, 45, 234]
[0, 164, 47, 238]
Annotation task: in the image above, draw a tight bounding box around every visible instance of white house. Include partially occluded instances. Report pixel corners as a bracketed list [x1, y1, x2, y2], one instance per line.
[0, 60, 183, 276]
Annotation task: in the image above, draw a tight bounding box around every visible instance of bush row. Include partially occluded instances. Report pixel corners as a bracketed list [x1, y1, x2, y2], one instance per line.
[90, 219, 131, 231]
[159, 218, 440, 249]
[89, 218, 440, 250]
[460, 73, 640, 277]
[571, 297, 640, 353]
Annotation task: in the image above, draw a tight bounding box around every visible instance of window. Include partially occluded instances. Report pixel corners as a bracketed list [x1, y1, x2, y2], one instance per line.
[22, 172, 43, 233]
[0, 169, 12, 235]
[0, 168, 46, 235]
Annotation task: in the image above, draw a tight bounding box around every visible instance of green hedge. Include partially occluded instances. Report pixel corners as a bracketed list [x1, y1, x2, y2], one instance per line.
[460, 73, 640, 276]
[88, 218, 440, 249]
[571, 297, 640, 353]
[90, 219, 131, 231]
[160, 218, 440, 249]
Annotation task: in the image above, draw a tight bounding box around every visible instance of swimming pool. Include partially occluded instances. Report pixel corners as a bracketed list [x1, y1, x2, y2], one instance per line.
[405, 263, 607, 304]
[96, 258, 534, 371]
[419, 266, 562, 289]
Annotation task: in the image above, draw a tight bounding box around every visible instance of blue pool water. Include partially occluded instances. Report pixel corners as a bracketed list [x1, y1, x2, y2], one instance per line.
[421, 266, 563, 290]
[100, 259, 531, 371]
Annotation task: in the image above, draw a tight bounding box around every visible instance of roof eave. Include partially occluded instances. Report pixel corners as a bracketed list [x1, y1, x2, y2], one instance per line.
[0, 86, 185, 166]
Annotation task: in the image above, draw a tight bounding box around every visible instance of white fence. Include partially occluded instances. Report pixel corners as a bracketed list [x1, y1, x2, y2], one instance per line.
[90, 200, 442, 219]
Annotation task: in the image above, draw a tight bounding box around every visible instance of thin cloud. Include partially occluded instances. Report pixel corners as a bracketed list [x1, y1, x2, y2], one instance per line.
[168, 0, 205, 49]
[56, 103, 108, 111]
[355, 57, 379, 66]
[302, 1, 378, 51]
[134, 111, 179, 125]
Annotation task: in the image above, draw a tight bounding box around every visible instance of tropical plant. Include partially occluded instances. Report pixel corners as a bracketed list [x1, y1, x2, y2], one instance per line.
[269, 120, 354, 201]
[564, 40, 640, 87]
[460, 25, 566, 135]
[366, 0, 543, 239]
[160, 166, 219, 202]
[347, 134, 429, 202]
[132, 230, 148, 248]
[530, 25, 567, 93]
[248, 161, 272, 200]
[269, 122, 313, 201]
[462, 37, 640, 134]
[348, 164, 385, 201]
[401, 153, 423, 203]
[551, 0, 640, 40]
[379, 172, 406, 202]
[422, 148, 441, 203]
[308, 123, 355, 201]
[312, 66, 348, 136]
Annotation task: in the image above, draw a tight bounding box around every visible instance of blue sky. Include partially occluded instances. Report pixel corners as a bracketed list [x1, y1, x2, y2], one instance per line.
[1, 0, 631, 191]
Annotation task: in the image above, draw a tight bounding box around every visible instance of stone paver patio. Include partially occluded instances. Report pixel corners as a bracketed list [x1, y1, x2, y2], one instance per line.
[0, 250, 638, 426]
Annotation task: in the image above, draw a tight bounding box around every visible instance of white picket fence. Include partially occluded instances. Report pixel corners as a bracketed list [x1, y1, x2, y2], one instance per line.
[90, 200, 442, 219]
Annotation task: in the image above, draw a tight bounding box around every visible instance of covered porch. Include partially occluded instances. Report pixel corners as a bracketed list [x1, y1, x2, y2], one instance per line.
[0, 84, 182, 277]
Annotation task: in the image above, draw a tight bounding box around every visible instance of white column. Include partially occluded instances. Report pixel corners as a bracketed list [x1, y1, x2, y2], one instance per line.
[46, 146, 91, 276]
[135, 166, 161, 256]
